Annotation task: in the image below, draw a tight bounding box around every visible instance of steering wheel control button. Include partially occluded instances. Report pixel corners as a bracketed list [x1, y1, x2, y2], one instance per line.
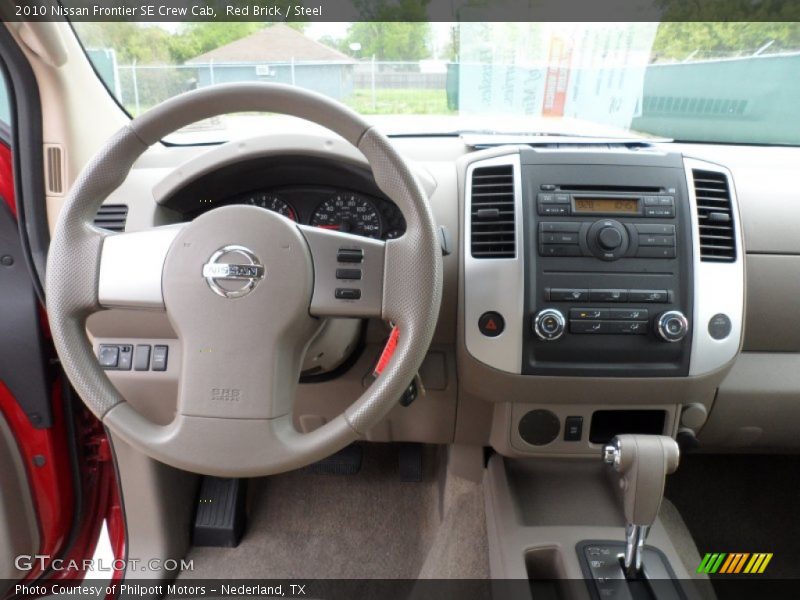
[335, 268, 362, 280]
[134, 345, 151, 371]
[335, 288, 361, 300]
[98, 345, 119, 368]
[478, 311, 505, 337]
[518, 409, 561, 446]
[533, 309, 566, 341]
[708, 313, 733, 340]
[202, 245, 265, 299]
[564, 416, 583, 441]
[151, 345, 169, 371]
[656, 311, 689, 343]
[336, 248, 364, 263]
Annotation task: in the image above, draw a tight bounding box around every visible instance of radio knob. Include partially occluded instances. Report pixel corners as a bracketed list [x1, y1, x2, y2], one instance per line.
[656, 310, 689, 343]
[533, 309, 566, 341]
[598, 226, 623, 250]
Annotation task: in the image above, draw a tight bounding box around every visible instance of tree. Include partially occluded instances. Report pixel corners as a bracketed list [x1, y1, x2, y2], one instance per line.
[73, 22, 173, 63]
[167, 23, 267, 63]
[652, 22, 800, 60]
[339, 0, 432, 60]
[342, 22, 431, 60]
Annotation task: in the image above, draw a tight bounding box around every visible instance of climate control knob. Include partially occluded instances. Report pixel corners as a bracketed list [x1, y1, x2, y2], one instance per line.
[533, 309, 566, 341]
[656, 311, 689, 343]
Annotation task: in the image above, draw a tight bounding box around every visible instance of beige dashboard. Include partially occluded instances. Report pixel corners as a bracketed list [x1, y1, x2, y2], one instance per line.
[83, 133, 800, 455]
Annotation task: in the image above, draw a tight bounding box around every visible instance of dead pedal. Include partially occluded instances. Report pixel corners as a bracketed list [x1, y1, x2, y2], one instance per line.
[192, 476, 247, 547]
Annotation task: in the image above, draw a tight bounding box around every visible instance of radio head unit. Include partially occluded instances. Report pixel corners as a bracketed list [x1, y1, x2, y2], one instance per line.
[523, 153, 693, 377]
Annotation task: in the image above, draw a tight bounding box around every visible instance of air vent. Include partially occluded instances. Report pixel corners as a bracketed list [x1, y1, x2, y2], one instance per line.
[692, 169, 736, 262]
[470, 165, 516, 258]
[44, 144, 64, 195]
[93, 204, 128, 232]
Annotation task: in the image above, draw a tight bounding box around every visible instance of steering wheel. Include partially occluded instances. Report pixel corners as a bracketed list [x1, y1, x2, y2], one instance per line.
[45, 83, 442, 476]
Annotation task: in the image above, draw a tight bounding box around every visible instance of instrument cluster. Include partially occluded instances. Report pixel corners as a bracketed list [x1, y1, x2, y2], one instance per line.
[222, 186, 406, 240]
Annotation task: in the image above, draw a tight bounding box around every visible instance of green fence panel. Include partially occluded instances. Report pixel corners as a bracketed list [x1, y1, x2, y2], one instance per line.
[633, 54, 800, 145]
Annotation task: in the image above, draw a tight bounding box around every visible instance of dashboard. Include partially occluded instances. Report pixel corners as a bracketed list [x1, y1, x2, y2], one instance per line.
[87, 132, 800, 457]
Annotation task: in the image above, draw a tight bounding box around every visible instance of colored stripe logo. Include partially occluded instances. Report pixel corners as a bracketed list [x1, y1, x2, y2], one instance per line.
[697, 552, 773, 574]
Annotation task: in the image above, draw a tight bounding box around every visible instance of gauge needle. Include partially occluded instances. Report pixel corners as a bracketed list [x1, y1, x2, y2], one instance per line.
[317, 224, 341, 230]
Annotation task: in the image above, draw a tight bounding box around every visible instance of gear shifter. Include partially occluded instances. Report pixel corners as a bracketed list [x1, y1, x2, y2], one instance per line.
[602, 434, 680, 579]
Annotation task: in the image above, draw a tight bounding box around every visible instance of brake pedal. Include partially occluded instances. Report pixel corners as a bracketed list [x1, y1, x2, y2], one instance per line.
[192, 476, 247, 547]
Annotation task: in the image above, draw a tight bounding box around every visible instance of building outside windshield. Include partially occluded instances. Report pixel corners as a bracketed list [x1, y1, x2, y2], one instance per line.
[71, 21, 800, 145]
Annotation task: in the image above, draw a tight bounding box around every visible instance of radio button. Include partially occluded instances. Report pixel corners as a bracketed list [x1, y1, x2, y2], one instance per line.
[598, 226, 624, 250]
[636, 224, 675, 235]
[609, 308, 649, 321]
[638, 234, 675, 246]
[540, 245, 581, 257]
[589, 289, 628, 302]
[540, 184, 556, 191]
[628, 290, 669, 303]
[570, 308, 610, 320]
[554, 194, 570, 204]
[539, 204, 570, 216]
[637, 246, 676, 258]
[549, 289, 589, 302]
[643, 196, 661, 206]
[541, 232, 579, 244]
[540, 222, 581, 233]
[659, 196, 675, 206]
[644, 206, 675, 218]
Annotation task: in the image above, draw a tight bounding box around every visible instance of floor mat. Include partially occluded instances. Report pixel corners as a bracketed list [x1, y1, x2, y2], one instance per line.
[179, 444, 488, 580]
[665, 454, 800, 581]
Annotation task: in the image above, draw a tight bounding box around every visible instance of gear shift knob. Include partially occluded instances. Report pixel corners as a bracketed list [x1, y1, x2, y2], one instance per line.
[602, 434, 680, 578]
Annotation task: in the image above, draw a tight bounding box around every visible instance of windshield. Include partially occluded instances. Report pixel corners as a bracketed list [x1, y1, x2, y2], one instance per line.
[73, 21, 800, 145]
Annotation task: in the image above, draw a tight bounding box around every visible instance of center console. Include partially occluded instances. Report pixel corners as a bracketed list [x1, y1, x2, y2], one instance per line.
[526, 155, 693, 377]
[463, 147, 743, 381]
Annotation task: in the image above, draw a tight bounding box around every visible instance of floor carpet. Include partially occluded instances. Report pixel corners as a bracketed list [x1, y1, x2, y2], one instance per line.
[179, 444, 489, 580]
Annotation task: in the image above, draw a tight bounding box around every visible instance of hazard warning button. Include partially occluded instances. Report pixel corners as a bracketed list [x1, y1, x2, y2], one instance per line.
[478, 311, 505, 337]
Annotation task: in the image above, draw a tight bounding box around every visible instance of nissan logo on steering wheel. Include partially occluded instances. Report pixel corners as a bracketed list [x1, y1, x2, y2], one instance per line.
[201, 245, 265, 299]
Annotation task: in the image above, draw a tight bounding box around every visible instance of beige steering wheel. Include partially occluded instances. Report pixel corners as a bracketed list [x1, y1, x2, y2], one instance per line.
[45, 83, 442, 476]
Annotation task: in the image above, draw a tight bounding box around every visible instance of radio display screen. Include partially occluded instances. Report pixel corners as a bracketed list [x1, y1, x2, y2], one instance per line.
[573, 197, 639, 214]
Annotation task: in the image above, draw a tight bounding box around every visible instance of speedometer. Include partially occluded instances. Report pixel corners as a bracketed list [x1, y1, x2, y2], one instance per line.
[240, 192, 297, 221]
[310, 193, 382, 239]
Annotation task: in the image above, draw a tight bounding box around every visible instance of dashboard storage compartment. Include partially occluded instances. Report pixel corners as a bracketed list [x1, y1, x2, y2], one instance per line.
[589, 410, 667, 444]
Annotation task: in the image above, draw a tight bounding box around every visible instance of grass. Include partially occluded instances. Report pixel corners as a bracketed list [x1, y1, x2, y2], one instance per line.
[344, 88, 456, 116]
[124, 88, 457, 120]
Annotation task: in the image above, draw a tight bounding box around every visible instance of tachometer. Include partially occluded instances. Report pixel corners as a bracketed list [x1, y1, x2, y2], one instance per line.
[240, 192, 297, 221]
[310, 193, 382, 239]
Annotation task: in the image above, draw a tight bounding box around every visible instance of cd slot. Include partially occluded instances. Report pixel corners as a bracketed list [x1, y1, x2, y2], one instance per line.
[557, 184, 662, 193]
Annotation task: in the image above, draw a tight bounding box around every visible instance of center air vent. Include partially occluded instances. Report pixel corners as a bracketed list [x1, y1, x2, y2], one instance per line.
[470, 165, 516, 258]
[692, 170, 736, 262]
[93, 204, 129, 232]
